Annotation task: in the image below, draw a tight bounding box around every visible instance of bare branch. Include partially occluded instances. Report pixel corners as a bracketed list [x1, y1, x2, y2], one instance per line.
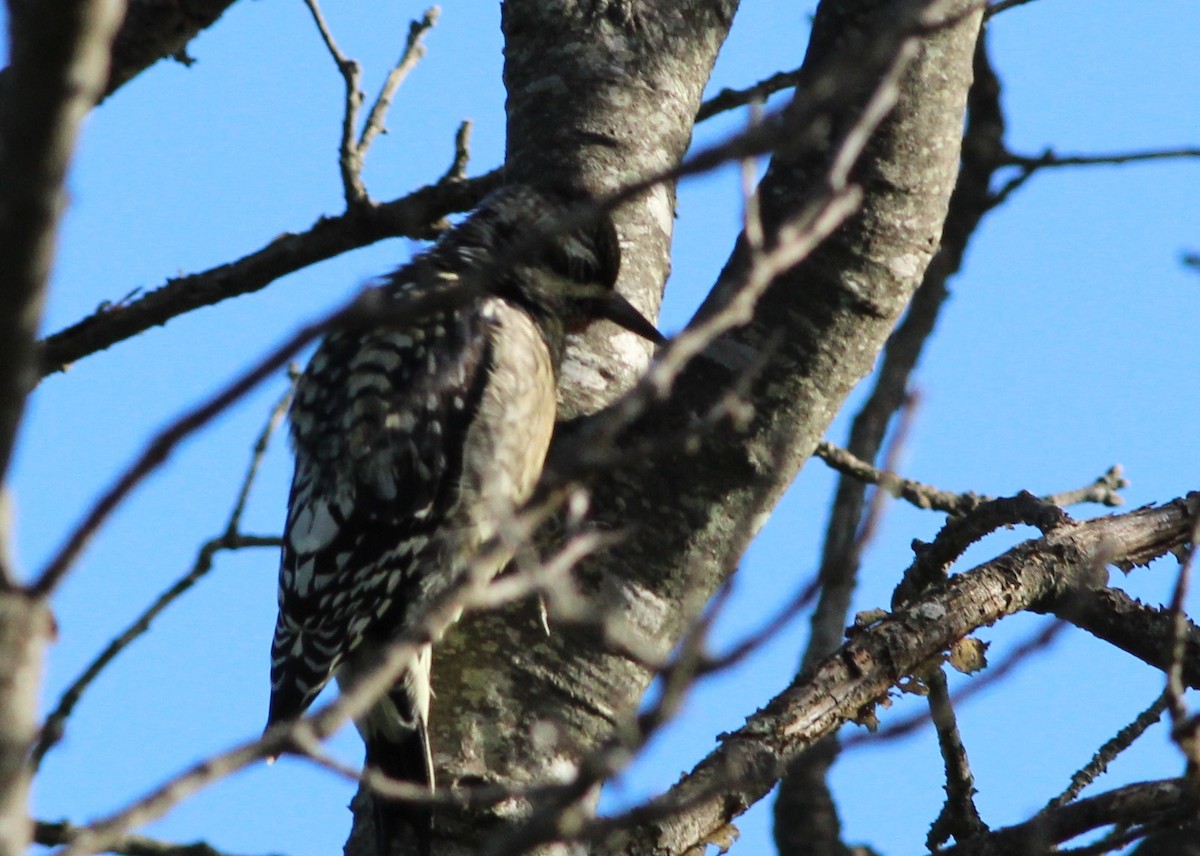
[1046, 584, 1200, 689]
[985, 0, 1044, 17]
[814, 439, 982, 514]
[1003, 146, 1200, 171]
[776, 36, 1009, 851]
[303, 0, 367, 206]
[1164, 523, 1200, 772]
[34, 820, 271, 856]
[1049, 690, 1170, 809]
[926, 669, 987, 849]
[992, 146, 1200, 208]
[102, 0, 237, 100]
[36, 170, 502, 378]
[358, 8, 440, 156]
[0, 2, 125, 852]
[587, 496, 1198, 855]
[891, 492, 1071, 609]
[441, 120, 472, 184]
[696, 65, 805, 122]
[304, 2, 438, 208]
[0, 0, 125, 500]
[815, 444, 1128, 516]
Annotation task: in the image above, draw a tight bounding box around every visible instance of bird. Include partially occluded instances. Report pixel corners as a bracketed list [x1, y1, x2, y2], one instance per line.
[264, 184, 663, 855]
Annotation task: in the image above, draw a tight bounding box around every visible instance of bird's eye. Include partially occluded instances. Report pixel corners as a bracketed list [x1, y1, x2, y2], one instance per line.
[542, 238, 600, 285]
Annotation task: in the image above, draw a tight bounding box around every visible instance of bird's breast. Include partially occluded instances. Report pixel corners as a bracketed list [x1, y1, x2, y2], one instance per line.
[454, 298, 557, 558]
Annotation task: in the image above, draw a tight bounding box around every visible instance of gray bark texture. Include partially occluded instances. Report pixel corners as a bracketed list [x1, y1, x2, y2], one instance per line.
[0, 1, 122, 849]
[0, 594, 52, 856]
[343, 0, 984, 853]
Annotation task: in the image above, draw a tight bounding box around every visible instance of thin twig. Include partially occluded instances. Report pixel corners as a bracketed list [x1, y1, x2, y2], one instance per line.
[853, 391, 919, 549]
[1003, 146, 1200, 170]
[991, 146, 1200, 208]
[302, 0, 367, 206]
[1165, 520, 1200, 773]
[358, 7, 439, 155]
[441, 120, 472, 184]
[697, 65, 805, 122]
[1047, 690, 1170, 809]
[926, 669, 987, 849]
[224, 381, 294, 536]
[36, 170, 502, 378]
[698, 575, 823, 675]
[815, 442, 1125, 517]
[34, 820, 268, 856]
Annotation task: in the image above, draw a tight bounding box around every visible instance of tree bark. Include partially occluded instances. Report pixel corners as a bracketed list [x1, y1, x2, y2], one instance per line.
[347, 0, 984, 852]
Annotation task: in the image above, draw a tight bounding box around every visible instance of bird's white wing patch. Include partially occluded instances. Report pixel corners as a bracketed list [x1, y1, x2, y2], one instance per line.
[288, 495, 340, 554]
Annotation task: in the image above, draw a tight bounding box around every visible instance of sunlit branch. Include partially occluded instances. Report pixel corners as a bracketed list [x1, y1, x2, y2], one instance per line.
[815, 442, 1128, 516]
[583, 497, 1198, 855]
[937, 778, 1189, 855]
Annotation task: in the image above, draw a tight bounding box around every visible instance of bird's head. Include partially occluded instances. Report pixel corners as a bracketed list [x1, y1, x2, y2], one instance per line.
[457, 186, 665, 348]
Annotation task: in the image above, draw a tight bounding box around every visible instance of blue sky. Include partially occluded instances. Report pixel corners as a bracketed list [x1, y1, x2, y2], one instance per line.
[7, 1, 1200, 854]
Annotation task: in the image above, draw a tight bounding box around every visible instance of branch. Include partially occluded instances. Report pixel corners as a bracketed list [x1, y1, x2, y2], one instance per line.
[587, 496, 1199, 855]
[1049, 690, 1169, 809]
[104, 0, 235, 99]
[1163, 525, 1200, 773]
[303, 1, 438, 208]
[36, 170, 502, 377]
[0, 0, 125, 497]
[358, 8, 439, 156]
[1003, 146, 1200, 171]
[992, 146, 1200, 207]
[938, 779, 1189, 855]
[1045, 584, 1200, 688]
[34, 820, 271, 856]
[814, 442, 1126, 516]
[302, 0, 368, 207]
[985, 0, 1043, 17]
[926, 669, 987, 848]
[696, 65, 805, 122]
[0, 0, 239, 105]
[0, 2, 124, 852]
[776, 35, 1009, 852]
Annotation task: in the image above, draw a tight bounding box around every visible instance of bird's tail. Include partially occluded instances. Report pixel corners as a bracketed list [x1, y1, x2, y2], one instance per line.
[343, 645, 435, 856]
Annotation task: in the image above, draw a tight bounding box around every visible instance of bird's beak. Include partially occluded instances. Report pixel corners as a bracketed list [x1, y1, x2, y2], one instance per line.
[599, 292, 666, 345]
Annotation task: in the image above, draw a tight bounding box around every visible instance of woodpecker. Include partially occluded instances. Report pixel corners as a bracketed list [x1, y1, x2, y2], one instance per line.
[265, 185, 663, 855]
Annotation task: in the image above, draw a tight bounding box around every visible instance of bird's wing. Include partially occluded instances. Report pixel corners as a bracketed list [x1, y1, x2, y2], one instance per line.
[267, 290, 493, 725]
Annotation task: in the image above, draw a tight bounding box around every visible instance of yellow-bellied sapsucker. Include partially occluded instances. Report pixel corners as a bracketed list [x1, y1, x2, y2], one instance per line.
[265, 185, 662, 855]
